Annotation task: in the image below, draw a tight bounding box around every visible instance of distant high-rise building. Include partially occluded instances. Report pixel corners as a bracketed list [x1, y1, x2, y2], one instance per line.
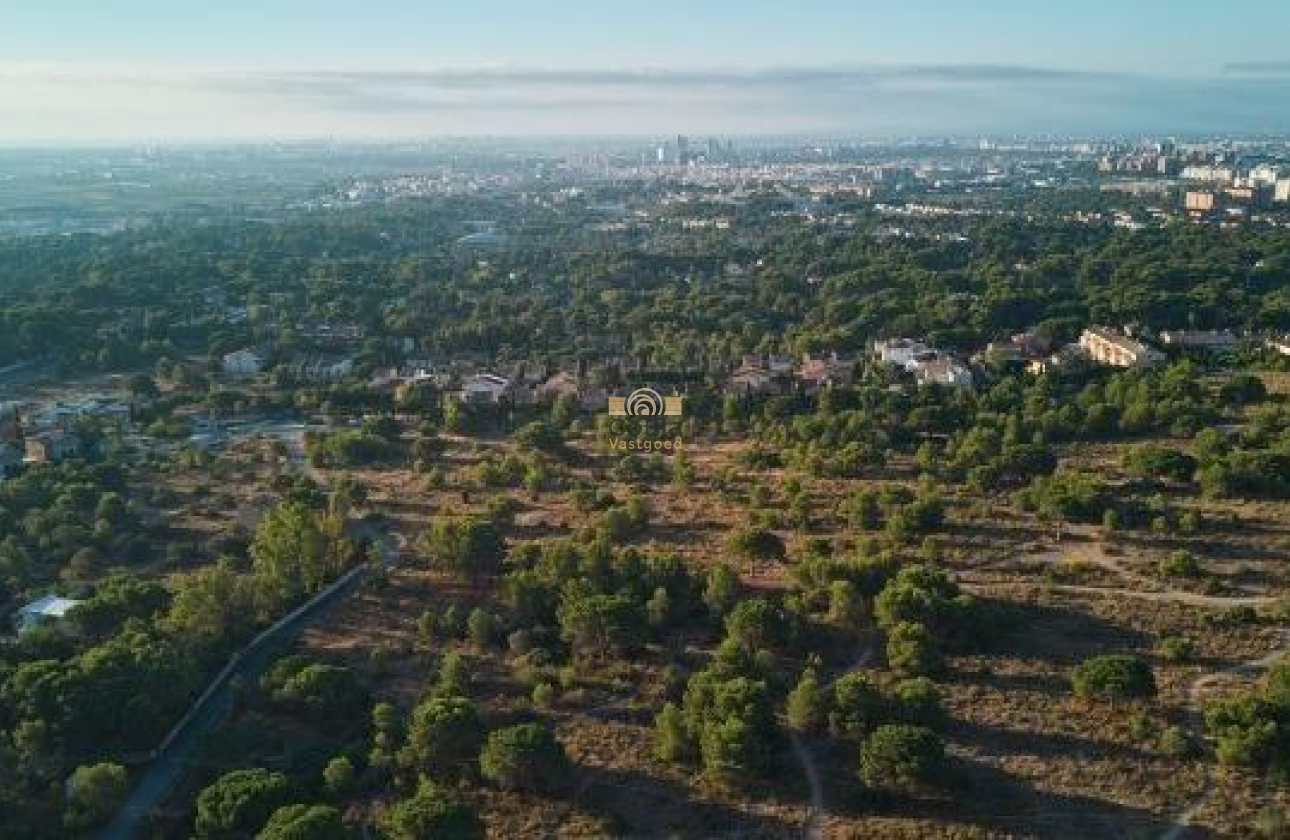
[1250, 163, 1283, 188]
[676, 134, 690, 165]
[1276, 179, 1290, 204]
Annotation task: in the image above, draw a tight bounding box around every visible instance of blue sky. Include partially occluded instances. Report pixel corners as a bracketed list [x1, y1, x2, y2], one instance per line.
[2, 1, 1289, 140]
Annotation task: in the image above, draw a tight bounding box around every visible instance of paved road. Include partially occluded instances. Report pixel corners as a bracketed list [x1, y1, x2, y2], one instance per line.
[98, 427, 390, 840]
[98, 563, 369, 840]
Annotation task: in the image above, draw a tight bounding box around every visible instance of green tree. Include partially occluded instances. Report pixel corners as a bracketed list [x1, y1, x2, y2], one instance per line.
[1071, 654, 1156, 701]
[262, 658, 369, 723]
[685, 675, 776, 783]
[381, 779, 483, 840]
[700, 714, 768, 786]
[64, 762, 128, 830]
[703, 564, 741, 620]
[400, 695, 484, 780]
[886, 621, 942, 678]
[257, 804, 346, 840]
[466, 608, 496, 648]
[423, 517, 505, 581]
[322, 756, 355, 798]
[479, 724, 572, 793]
[858, 724, 947, 793]
[724, 598, 787, 651]
[785, 667, 827, 733]
[654, 701, 692, 762]
[164, 560, 256, 642]
[829, 672, 886, 739]
[557, 584, 645, 661]
[369, 702, 404, 772]
[515, 420, 565, 454]
[251, 501, 349, 606]
[725, 526, 787, 563]
[195, 769, 294, 839]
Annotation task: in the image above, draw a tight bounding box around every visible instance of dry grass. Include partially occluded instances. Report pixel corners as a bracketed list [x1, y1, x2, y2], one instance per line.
[272, 429, 1290, 839]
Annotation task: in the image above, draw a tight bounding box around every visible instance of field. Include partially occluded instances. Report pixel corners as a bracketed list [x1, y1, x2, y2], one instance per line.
[178, 412, 1287, 839]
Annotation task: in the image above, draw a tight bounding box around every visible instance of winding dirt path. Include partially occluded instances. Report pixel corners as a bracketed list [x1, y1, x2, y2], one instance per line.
[982, 531, 1289, 839]
[1160, 629, 1290, 840]
[998, 535, 1279, 609]
[789, 639, 876, 839]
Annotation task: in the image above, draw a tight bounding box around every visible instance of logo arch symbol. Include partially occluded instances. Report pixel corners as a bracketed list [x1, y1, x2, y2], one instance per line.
[625, 387, 665, 416]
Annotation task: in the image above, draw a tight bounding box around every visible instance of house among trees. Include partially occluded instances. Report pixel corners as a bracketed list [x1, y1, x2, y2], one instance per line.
[459, 373, 515, 404]
[24, 429, 77, 463]
[874, 338, 973, 388]
[1027, 344, 1088, 376]
[290, 356, 355, 383]
[13, 594, 82, 634]
[728, 357, 785, 395]
[796, 352, 855, 390]
[536, 371, 581, 402]
[981, 331, 1051, 365]
[1158, 329, 1237, 351]
[873, 338, 936, 370]
[222, 348, 266, 377]
[915, 358, 974, 388]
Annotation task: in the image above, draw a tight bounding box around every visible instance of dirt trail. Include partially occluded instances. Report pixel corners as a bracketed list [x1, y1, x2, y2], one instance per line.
[1160, 629, 1290, 840]
[789, 640, 876, 839]
[969, 533, 1279, 609]
[979, 530, 1288, 839]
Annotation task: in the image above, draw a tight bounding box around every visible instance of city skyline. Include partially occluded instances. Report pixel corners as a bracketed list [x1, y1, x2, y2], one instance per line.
[3, 1, 1290, 140]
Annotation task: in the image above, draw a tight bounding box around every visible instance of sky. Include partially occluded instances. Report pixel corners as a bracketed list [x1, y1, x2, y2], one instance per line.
[2, 0, 1290, 141]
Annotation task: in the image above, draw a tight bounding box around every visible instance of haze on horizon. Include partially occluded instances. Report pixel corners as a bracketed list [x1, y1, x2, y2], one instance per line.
[4, 0, 1290, 142]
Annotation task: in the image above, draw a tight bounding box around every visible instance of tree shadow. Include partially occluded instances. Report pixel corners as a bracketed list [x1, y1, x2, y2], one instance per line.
[576, 763, 803, 838]
[830, 756, 1181, 839]
[948, 718, 1150, 764]
[966, 598, 1154, 668]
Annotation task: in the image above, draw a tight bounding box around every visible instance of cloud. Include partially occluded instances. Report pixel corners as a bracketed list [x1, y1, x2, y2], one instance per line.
[1223, 61, 1290, 77]
[0, 63, 1286, 140]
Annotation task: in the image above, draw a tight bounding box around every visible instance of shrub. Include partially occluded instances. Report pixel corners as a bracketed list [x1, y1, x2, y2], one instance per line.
[785, 667, 827, 733]
[532, 681, 555, 708]
[890, 678, 944, 726]
[1155, 635, 1195, 663]
[400, 695, 484, 780]
[829, 672, 886, 739]
[381, 779, 483, 840]
[725, 527, 787, 563]
[195, 769, 293, 838]
[322, 756, 355, 798]
[857, 724, 946, 793]
[1071, 654, 1156, 701]
[886, 621, 942, 678]
[1157, 725, 1190, 758]
[654, 701, 692, 762]
[257, 804, 346, 840]
[64, 762, 128, 830]
[479, 724, 571, 792]
[1159, 551, 1201, 579]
